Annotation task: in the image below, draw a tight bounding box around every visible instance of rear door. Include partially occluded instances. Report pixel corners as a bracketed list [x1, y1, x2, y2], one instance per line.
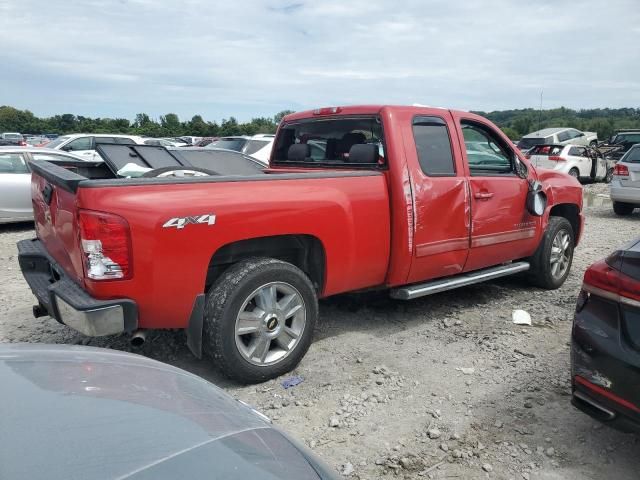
[567, 146, 590, 176]
[0, 152, 31, 221]
[452, 113, 540, 272]
[403, 110, 470, 282]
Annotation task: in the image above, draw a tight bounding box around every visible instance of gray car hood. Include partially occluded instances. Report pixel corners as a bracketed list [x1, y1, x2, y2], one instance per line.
[0, 344, 331, 480]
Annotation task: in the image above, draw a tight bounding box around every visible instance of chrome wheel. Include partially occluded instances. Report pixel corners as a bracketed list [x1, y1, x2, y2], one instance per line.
[550, 229, 571, 279]
[234, 282, 306, 366]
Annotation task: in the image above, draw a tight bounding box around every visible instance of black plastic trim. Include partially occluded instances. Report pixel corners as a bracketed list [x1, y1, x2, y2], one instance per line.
[29, 161, 89, 193]
[186, 294, 206, 359]
[17, 239, 138, 332]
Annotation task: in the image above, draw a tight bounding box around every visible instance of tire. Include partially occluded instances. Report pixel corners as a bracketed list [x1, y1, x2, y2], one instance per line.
[589, 140, 598, 147]
[142, 166, 217, 177]
[613, 201, 635, 216]
[568, 168, 580, 179]
[203, 257, 318, 383]
[528, 216, 575, 289]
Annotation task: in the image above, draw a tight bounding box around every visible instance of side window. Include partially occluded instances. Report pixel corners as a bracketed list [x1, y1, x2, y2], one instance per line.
[568, 146, 579, 156]
[412, 116, 455, 176]
[0, 153, 29, 174]
[94, 137, 116, 145]
[115, 137, 135, 145]
[569, 129, 582, 139]
[66, 136, 92, 151]
[461, 121, 513, 175]
[557, 130, 570, 142]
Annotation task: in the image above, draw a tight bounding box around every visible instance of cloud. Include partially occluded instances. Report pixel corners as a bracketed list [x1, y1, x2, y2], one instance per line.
[0, 0, 638, 121]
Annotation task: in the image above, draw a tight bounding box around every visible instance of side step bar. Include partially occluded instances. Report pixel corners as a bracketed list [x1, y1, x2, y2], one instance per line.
[390, 262, 530, 300]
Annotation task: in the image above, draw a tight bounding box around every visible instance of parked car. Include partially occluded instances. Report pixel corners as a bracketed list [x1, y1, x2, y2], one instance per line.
[179, 136, 202, 145]
[518, 128, 597, 151]
[207, 135, 251, 152]
[18, 105, 583, 383]
[43, 133, 145, 161]
[610, 144, 640, 215]
[601, 129, 640, 161]
[571, 238, 640, 433]
[0, 132, 26, 146]
[0, 147, 90, 223]
[25, 135, 49, 146]
[143, 138, 182, 147]
[195, 136, 219, 147]
[1, 343, 338, 479]
[242, 134, 275, 164]
[526, 144, 613, 182]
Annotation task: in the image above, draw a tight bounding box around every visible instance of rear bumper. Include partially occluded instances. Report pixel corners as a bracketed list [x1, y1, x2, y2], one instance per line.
[610, 181, 640, 204]
[17, 239, 137, 336]
[571, 290, 640, 433]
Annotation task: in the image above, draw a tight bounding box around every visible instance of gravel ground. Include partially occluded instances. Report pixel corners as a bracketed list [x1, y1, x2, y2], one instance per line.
[1, 182, 639, 479]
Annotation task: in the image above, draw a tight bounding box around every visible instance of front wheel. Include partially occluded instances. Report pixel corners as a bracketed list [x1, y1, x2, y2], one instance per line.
[203, 257, 318, 383]
[528, 216, 574, 289]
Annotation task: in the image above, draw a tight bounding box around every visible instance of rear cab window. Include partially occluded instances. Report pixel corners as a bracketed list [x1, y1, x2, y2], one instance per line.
[412, 116, 455, 176]
[272, 116, 385, 168]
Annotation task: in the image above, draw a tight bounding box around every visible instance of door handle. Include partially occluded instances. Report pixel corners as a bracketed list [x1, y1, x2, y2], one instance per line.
[474, 191, 494, 200]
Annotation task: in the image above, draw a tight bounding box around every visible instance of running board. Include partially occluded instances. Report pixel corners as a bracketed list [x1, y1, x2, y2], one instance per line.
[389, 262, 530, 300]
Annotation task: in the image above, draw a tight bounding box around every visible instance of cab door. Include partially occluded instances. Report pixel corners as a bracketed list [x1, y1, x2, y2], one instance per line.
[403, 110, 470, 282]
[451, 114, 540, 272]
[62, 136, 97, 160]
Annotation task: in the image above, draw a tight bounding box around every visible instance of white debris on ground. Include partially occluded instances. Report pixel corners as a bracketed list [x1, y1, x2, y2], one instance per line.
[1, 183, 639, 479]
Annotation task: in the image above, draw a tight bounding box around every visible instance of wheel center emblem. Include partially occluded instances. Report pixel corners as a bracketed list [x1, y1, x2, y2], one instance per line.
[266, 317, 279, 331]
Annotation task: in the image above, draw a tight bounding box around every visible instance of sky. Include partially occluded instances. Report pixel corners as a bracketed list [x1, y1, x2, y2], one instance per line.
[1, 0, 639, 122]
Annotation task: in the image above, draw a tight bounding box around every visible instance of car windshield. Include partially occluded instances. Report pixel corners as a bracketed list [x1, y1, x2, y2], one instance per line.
[209, 138, 248, 151]
[622, 148, 640, 163]
[242, 140, 270, 155]
[272, 116, 384, 167]
[43, 136, 70, 149]
[518, 137, 552, 149]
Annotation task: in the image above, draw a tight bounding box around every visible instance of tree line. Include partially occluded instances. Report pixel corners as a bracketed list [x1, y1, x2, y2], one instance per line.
[1, 105, 639, 140]
[0, 106, 294, 138]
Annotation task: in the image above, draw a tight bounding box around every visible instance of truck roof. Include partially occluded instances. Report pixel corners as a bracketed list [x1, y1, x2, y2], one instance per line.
[283, 105, 472, 122]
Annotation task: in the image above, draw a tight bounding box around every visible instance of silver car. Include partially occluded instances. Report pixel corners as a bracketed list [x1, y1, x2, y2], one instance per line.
[1, 344, 338, 479]
[0, 147, 87, 224]
[610, 144, 640, 215]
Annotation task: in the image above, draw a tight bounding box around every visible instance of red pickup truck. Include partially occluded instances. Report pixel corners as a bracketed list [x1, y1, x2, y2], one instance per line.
[18, 105, 584, 383]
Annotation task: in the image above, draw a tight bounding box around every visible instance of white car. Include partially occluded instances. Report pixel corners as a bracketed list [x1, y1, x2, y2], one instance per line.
[526, 144, 612, 182]
[610, 144, 640, 215]
[242, 134, 275, 164]
[43, 134, 145, 161]
[518, 128, 598, 151]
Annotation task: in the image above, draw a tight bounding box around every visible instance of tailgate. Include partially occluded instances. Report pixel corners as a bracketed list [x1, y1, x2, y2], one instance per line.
[30, 162, 87, 285]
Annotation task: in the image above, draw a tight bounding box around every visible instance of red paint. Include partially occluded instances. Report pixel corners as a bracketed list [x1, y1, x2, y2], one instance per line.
[575, 375, 640, 414]
[31, 105, 583, 331]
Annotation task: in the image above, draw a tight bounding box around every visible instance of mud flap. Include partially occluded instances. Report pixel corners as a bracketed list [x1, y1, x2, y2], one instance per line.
[186, 294, 206, 359]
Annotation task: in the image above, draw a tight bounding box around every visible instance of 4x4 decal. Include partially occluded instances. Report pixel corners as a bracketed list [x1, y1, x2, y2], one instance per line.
[162, 214, 216, 229]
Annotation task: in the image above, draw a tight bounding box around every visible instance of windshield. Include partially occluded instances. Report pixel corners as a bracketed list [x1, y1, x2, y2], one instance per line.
[517, 137, 552, 150]
[242, 140, 270, 155]
[44, 136, 70, 149]
[273, 116, 384, 167]
[209, 138, 248, 151]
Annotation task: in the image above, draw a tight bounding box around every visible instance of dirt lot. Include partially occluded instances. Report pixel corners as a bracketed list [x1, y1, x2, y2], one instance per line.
[1, 183, 638, 479]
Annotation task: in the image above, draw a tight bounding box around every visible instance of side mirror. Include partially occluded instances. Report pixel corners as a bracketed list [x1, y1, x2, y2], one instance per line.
[526, 180, 547, 216]
[61, 145, 72, 152]
[577, 132, 585, 137]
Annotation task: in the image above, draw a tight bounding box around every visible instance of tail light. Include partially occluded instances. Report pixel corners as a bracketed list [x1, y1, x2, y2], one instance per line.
[582, 256, 640, 307]
[614, 163, 629, 176]
[19, 140, 27, 146]
[313, 107, 342, 115]
[548, 156, 564, 161]
[524, 154, 531, 159]
[78, 210, 132, 280]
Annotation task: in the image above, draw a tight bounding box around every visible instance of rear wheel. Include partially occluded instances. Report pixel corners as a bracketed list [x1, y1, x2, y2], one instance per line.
[613, 201, 635, 216]
[203, 257, 318, 383]
[568, 168, 580, 179]
[528, 216, 574, 289]
[589, 140, 598, 147]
